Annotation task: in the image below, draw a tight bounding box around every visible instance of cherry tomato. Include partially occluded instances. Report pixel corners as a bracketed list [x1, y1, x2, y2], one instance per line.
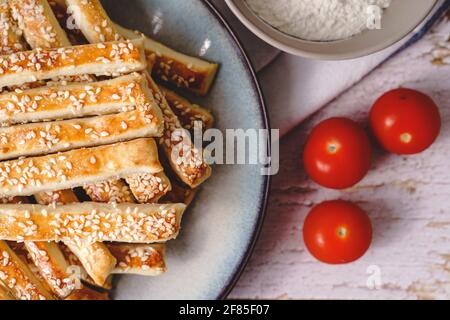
[303, 118, 372, 189]
[370, 88, 441, 155]
[303, 200, 372, 264]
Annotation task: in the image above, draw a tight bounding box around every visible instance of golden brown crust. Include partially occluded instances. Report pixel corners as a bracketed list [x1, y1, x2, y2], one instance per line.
[0, 240, 54, 300]
[64, 241, 115, 286]
[58, 242, 112, 290]
[0, 0, 26, 55]
[65, 0, 121, 44]
[0, 73, 162, 127]
[162, 182, 198, 207]
[110, 243, 166, 276]
[0, 110, 162, 161]
[84, 179, 169, 277]
[126, 172, 172, 204]
[84, 179, 135, 203]
[48, 0, 88, 45]
[64, 287, 109, 300]
[0, 202, 186, 243]
[0, 38, 146, 89]
[24, 241, 76, 298]
[0, 138, 163, 197]
[0, 282, 15, 300]
[147, 75, 211, 188]
[34, 189, 78, 206]
[34, 190, 116, 288]
[114, 24, 218, 96]
[1, 197, 75, 298]
[9, 0, 72, 49]
[160, 86, 214, 131]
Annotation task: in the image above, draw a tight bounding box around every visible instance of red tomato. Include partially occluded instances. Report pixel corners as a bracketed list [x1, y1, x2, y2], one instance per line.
[370, 88, 441, 155]
[303, 200, 372, 264]
[303, 118, 372, 189]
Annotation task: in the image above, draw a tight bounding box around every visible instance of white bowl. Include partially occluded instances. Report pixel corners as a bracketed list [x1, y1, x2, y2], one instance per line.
[225, 0, 438, 60]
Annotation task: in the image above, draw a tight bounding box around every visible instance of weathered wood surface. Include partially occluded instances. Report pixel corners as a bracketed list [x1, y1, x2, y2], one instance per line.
[230, 14, 450, 300]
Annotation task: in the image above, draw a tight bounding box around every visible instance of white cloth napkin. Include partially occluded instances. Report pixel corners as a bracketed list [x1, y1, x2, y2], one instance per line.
[212, 0, 449, 136]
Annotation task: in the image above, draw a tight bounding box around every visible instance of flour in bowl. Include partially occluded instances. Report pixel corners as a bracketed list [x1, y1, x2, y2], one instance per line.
[245, 0, 392, 41]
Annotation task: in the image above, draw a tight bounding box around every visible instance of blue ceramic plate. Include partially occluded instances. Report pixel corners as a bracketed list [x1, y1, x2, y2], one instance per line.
[102, 0, 269, 300]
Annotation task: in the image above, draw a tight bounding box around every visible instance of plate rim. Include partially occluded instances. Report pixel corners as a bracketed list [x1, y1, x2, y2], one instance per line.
[201, 0, 271, 300]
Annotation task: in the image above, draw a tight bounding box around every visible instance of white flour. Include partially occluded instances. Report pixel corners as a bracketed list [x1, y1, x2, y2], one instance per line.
[245, 0, 392, 41]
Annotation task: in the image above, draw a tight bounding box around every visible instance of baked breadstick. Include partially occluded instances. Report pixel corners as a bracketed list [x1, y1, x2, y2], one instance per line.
[109, 244, 166, 276]
[0, 0, 26, 55]
[9, 0, 71, 49]
[34, 190, 116, 287]
[0, 38, 146, 89]
[0, 202, 186, 243]
[0, 73, 162, 130]
[84, 179, 134, 203]
[126, 172, 172, 204]
[162, 181, 198, 207]
[48, 0, 88, 45]
[150, 76, 212, 188]
[24, 241, 76, 298]
[2, 195, 76, 298]
[3, 197, 76, 298]
[0, 138, 163, 197]
[0, 110, 162, 161]
[16, 238, 108, 299]
[85, 179, 168, 275]
[58, 242, 112, 290]
[116, 24, 218, 96]
[64, 0, 121, 43]
[65, 0, 218, 95]
[160, 86, 214, 131]
[0, 240, 54, 300]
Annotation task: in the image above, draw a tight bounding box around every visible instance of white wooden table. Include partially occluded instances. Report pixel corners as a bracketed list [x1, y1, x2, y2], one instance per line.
[230, 12, 450, 300]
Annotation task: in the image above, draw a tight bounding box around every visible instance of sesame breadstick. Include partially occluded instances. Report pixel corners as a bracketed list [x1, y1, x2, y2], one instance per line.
[109, 243, 166, 276]
[0, 38, 146, 89]
[3, 196, 76, 298]
[9, 0, 72, 49]
[0, 110, 162, 161]
[34, 190, 117, 288]
[125, 172, 172, 204]
[160, 85, 214, 131]
[0, 73, 160, 125]
[0, 197, 71, 298]
[84, 179, 135, 204]
[84, 179, 168, 275]
[0, 240, 54, 300]
[0, 0, 26, 55]
[0, 202, 186, 243]
[0, 138, 163, 197]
